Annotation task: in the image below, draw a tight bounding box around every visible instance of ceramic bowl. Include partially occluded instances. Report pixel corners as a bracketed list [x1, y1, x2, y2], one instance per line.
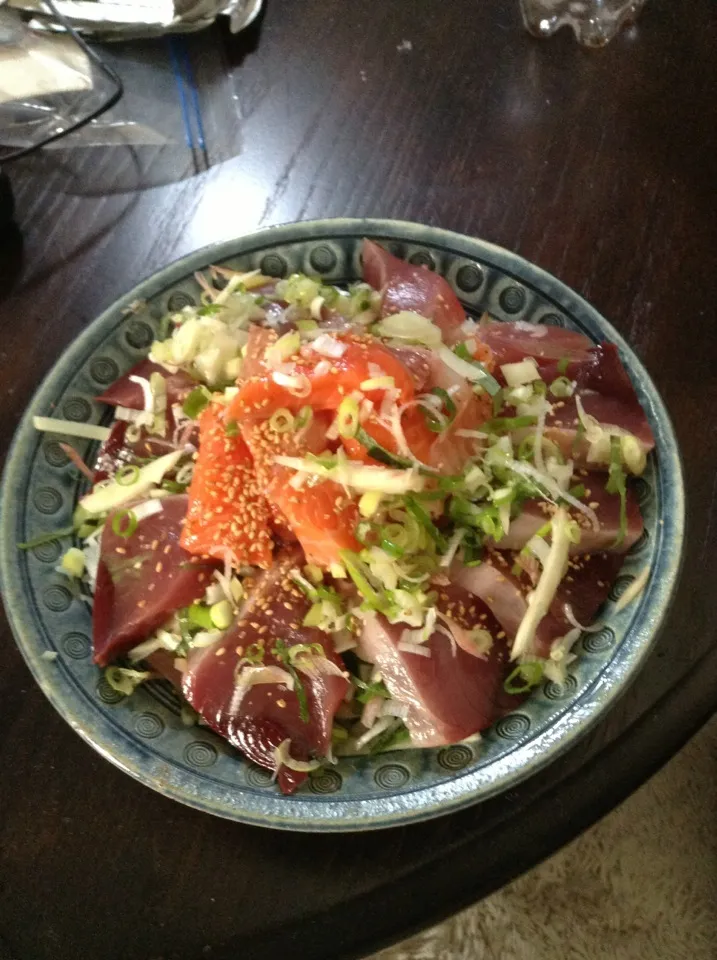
[0, 219, 684, 830]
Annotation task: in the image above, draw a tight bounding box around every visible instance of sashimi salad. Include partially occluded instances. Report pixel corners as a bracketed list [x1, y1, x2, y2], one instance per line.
[31, 240, 655, 794]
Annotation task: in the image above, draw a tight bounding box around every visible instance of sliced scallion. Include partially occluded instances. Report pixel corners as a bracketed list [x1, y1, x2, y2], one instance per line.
[115, 464, 140, 486]
[111, 509, 138, 539]
[295, 406, 313, 429]
[18, 524, 75, 550]
[606, 436, 628, 547]
[337, 396, 360, 439]
[182, 385, 212, 420]
[188, 603, 214, 630]
[269, 408, 295, 434]
[503, 661, 544, 694]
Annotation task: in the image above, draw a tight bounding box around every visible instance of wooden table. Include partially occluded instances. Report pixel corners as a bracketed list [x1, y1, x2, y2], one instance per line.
[1, 2, 715, 958]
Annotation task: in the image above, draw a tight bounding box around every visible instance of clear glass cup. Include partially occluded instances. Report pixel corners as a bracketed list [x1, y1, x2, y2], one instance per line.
[520, 0, 647, 47]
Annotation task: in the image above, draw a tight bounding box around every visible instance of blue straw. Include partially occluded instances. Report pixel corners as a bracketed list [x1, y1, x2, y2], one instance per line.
[177, 39, 208, 163]
[167, 36, 200, 173]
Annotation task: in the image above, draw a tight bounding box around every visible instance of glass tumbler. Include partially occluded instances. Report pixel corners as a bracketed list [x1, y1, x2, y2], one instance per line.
[520, 0, 647, 47]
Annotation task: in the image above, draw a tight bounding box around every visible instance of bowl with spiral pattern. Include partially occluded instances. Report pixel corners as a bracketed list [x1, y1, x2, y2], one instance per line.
[0, 219, 684, 831]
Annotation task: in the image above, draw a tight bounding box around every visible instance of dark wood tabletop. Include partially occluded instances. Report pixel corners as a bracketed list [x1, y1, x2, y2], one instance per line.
[1, 2, 716, 959]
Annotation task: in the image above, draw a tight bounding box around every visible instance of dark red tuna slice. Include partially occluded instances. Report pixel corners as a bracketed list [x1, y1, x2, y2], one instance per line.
[452, 550, 621, 658]
[181, 550, 349, 794]
[362, 239, 466, 344]
[93, 494, 217, 666]
[476, 318, 594, 369]
[96, 359, 196, 410]
[493, 475, 644, 554]
[356, 587, 511, 747]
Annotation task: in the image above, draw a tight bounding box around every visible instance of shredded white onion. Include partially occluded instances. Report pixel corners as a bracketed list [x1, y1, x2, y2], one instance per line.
[309, 295, 325, 321]
[511, 507, 571, 660]
[271, 370, 311, 397]
[274, 739, 322, 772]
[361, 695, 384, 729]
[563, 603, 603, 633]
[129, 375, 154, 413]
[294, 654, 345, 679]
[115, 406, 154, 426]
[505, 457, 599, 532]
[355, 716, 394, 749]
[533, 399, 549, 474]
[500, 358, 540, 388]
[230, 666, 294, 715]
[333, 631, 357, 653]
[128, 630, 179, 662]
[526, 534, 551, 565]
[440, 528, 466, 568]
[397, 641, 432, 657]
[314, 359, 331, 378]
[191, 630, 225, 649]
[311, 334, 347, 359]
[437, 344, 492, 386]
[614, 567, 650, 612]
[381, 700, 411, 720]
[132, 499, 164, 522]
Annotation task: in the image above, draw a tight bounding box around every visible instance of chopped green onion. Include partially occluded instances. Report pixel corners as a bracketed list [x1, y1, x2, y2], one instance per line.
[18, 524, 75, 550]
[331, 725, 349, 744]
[272, 638, 309, 723]
[340, 549, 385, 610]
[224, 419, 239, 437]
[620, 434, 646, 475]
[188, 603, 214, 630]
[404, 496, 447, 550]
[368, 721, 411, 754]
[359, 491, 383, 517]
[557, 356, 570, 375]
[492, 388, 505, 418]
[209, 600, 233, 630]
[572, 418, 586, 455]
[354, 678, 390, 704]
[115, 464, 140, 486]
[244, 642, 265, 665]
[149, 372, 167, 437]
[549, 376, 574, 398]
[354, 428, 412, 468]
[432, 386, 457, 419]
[33, 416, 111, 442]
[105, 666, 152, 697]
[606, 436, 628, 547]
[483, 415, 538, 433]
[438, 344, 500, 396]
[295, 406, 313, 429]
[302, 602, 325, 627]
[420, 387, 457, 433]
[503, 661, 545, 694]
[269, 408, 295, 434]
[568, 483, 586, 499]
[337, 396, 360, 439]
[111, 509, 138, 539]
[379, 536, 405, 559]
[182, 385, 212, 419]
[60, 547, 85, 578]
[295, 318, 319, 332]
[162, 480, 189, 494]
[197, 303, 225, 316]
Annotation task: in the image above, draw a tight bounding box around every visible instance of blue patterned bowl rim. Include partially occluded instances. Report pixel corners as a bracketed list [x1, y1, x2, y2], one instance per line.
[0, 218, 685, 831]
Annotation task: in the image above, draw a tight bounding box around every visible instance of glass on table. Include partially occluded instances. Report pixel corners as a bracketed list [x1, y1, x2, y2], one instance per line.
[520, 0, 647, 47]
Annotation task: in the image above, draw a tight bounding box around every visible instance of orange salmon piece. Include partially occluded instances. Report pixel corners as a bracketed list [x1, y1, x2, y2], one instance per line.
[180, 403, 273, 569]
[228, 337, 416, 420]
